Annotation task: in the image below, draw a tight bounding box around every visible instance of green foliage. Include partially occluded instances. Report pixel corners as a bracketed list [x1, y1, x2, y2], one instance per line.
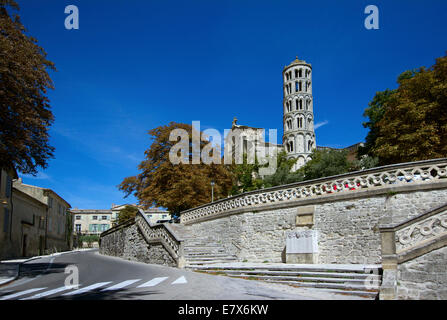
[77, 234, 99, 248]
[362, 54, 447, 165]
[263, 150, 304, 188]
[0, 0, 56, 174]
[358, 89, 395, 157]
[230, 153, 263, 195]
[353, 155, 380, 170]
[119, 122, 233, 214]
[116, 205, 139, 225]
[298, 149, 352, 180]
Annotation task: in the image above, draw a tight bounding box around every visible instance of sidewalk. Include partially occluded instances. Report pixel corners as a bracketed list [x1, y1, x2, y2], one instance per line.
[0, 258, 35, 286]
[0, 249, 94, 286]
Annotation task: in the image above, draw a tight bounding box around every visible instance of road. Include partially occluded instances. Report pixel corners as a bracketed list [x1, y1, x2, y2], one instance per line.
[0, 249, 362, 300]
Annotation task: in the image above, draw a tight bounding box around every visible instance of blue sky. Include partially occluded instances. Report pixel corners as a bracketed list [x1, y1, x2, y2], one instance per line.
[14, 0, 447, 209]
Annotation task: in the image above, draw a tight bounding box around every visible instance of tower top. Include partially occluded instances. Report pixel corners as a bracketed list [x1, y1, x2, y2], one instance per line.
[283, 56, 311, 70]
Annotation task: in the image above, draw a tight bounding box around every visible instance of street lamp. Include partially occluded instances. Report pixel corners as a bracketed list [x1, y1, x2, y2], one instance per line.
[210, 180, 215, 203]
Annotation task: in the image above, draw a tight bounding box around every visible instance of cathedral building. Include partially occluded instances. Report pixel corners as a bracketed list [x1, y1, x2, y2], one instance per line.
[228, 56, 316, 172]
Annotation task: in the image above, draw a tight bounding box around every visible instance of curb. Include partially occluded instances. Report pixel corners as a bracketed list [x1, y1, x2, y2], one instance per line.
[0, 257, 39, 287]
[0, 249, 82, 287]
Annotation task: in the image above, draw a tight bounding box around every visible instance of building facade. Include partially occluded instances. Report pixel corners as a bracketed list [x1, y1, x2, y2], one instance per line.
[1, 175, 72, 259]
[72, 205, 171, 234]
[282, 57, 316, 170]
[13, 179, 72, 255]
[0, 167, 16, 259]
[71, 209, 113, 235]
[144, 208, 171, 224]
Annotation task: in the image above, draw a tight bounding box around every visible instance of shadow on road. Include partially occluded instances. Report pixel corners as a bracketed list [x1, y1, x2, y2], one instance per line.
[44, 288, 161, 300]
[19, 262, 71, 278]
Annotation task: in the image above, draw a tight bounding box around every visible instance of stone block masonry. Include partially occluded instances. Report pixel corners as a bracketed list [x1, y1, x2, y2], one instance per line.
[100, 222, 176, 267]
[183, 188, 447, 264]
[397, 246, 447, 299]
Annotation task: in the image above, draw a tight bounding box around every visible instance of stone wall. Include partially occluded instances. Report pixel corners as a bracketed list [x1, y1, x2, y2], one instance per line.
[100, 222, 176, 267]
[184, 188, 447, 264]
[396, 246, 447, 299]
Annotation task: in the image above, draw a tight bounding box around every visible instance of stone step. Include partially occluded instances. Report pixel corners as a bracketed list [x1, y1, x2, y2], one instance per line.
[196, 269, 381, 279]
[185, 253, 236, 258]
[186, 260, 239, 266]
[183, 243, 225, 249]
[186, 256, 238, 261]
[261, 279, 380, 292]
[190, 264, 381, 274]
[222, 274, 381, 285]
[309, 288, 379, 298]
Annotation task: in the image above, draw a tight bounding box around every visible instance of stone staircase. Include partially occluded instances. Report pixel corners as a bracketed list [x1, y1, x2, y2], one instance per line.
[190, 263, 382, 298]
[183, 238, 239, 267]
[167, 224, 381, 298]
[167, 224, 239, 267]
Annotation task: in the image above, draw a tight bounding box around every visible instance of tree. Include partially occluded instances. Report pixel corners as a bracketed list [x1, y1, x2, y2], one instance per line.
[0, 0, 56, 174]
[363, 55, 447, 164]
[298, 149, 353, 180]
[358, 89, 395, 157]
[262, 150, 303, 188]
[119, 122, 233, 214]
[229, 153, 264, 195]
[116, 205, 139, 225]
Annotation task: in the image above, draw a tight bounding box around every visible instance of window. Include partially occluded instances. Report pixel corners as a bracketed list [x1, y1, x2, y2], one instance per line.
[102, 216, 108, 220]
[89, 224, 98, 233]
[3, 208, 9, 233]
[39, 217, 45, 229]
[299, 69, 302, 78]
[295, 69, 298, 78]
[92, 216, 98, 220]
[75, 224, 81, 233]
[162, 215, 167, 219]
[75, 215, 81, 220]
[5, 176, 11, 198]
[299, 100, 303, 110]
[295, 81, 298, 92]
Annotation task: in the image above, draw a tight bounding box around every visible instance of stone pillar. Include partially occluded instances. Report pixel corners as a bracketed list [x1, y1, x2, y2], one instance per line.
[379, 224, 398, 300]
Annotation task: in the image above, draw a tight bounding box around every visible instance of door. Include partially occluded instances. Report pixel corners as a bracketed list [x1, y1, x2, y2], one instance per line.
[22, 234, 27, 257]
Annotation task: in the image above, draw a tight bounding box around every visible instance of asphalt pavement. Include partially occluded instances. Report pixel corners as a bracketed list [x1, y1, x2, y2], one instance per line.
[0, 249, 366, 300]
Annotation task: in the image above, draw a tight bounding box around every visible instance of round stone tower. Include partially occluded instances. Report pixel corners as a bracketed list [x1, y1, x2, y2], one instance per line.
[282, 56, 316, 170]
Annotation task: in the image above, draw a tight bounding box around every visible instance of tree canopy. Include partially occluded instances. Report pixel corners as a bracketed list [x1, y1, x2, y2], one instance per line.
[362, 54, 447, 164]
[298, 148, 353, 180]
[0, 0, 56, 174]
[115, 205, 139, 225]
[118, 122, 233, 214]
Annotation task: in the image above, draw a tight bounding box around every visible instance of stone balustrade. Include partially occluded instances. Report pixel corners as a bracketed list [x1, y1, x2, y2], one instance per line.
[181, 158, 447, 224]
[134, 209, 185, 267]
[100, 209, 185, 268]
[379, 202, 447, 299]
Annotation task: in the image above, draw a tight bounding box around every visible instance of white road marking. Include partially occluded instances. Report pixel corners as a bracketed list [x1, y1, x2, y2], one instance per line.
[101, 279, 141, 291]
[0, 287, 47, 300]
[137, 277, 168, 288]
[171, 276, 187, 284]
[62, 282, 112, 296]
[21, 286, 76, 300]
